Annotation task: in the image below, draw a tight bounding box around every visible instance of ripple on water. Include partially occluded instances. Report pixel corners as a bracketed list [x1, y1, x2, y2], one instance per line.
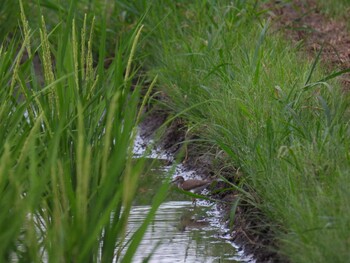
[121, 201, 254, 263]
[129, 131, 255, 263]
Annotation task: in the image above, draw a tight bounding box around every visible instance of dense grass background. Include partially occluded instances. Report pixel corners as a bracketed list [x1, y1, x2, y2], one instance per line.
[2, 0, 350, 262]
[126, 0, 350, 262]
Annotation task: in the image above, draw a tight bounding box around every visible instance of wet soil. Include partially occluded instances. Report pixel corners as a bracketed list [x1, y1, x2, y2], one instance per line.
[139, 105, 282, 263]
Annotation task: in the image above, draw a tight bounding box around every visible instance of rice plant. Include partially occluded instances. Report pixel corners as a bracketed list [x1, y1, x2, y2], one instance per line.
[0, 1, 167, 262]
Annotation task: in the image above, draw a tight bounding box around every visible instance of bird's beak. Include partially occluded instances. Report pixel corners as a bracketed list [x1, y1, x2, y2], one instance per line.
[171, 178, 178, 184]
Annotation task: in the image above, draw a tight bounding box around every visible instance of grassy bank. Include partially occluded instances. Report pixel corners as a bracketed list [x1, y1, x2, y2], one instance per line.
[315, 0, 350, 23]
[2, 0, 350, 262]
[129, 0, 350, 262]
[0, 1, 168, 262]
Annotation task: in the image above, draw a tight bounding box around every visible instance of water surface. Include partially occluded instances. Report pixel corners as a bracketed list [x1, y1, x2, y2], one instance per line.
[125, 200, 253, 263]
[128, 132, 254, 262]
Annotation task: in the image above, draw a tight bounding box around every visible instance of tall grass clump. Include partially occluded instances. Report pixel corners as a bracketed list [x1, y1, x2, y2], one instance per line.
[0, 2, 167, 262]
[135, 0, 350, 262]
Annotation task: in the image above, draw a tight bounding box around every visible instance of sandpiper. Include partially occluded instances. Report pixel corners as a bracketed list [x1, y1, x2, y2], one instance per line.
[171, 176, 211, 205]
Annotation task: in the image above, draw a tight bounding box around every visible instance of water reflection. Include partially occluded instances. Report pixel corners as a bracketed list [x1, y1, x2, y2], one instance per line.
[125, 201, 252, 263]
[130, 132, 254, 262]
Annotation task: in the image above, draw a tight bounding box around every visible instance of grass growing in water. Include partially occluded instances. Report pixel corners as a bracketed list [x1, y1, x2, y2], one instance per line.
[0, 1, 168, 262]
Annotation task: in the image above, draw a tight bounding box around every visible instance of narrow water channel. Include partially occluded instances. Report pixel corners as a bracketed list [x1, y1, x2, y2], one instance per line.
[126, 201, 250, 263]
[128, 132, 255, 263]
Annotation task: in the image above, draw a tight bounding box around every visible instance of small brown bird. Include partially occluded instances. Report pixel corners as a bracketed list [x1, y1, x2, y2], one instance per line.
[171, 176, 211, 194]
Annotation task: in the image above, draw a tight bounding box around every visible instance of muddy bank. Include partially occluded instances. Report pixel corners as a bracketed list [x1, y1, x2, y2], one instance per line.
[137, 2, 350, 262]
[139, 105, 283, 263]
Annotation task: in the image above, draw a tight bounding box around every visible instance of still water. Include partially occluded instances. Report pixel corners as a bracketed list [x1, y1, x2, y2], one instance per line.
[126, 200, 253, 262]
[127, 132, 254, 262]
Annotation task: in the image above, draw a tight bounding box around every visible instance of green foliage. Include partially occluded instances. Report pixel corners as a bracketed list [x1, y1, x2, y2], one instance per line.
[2, 0, 350, 262]
[315, 0, 350, 23]
[0, 0, 20, 40]
[141, 0, 350, 262]
[0, 1, 166, 262]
